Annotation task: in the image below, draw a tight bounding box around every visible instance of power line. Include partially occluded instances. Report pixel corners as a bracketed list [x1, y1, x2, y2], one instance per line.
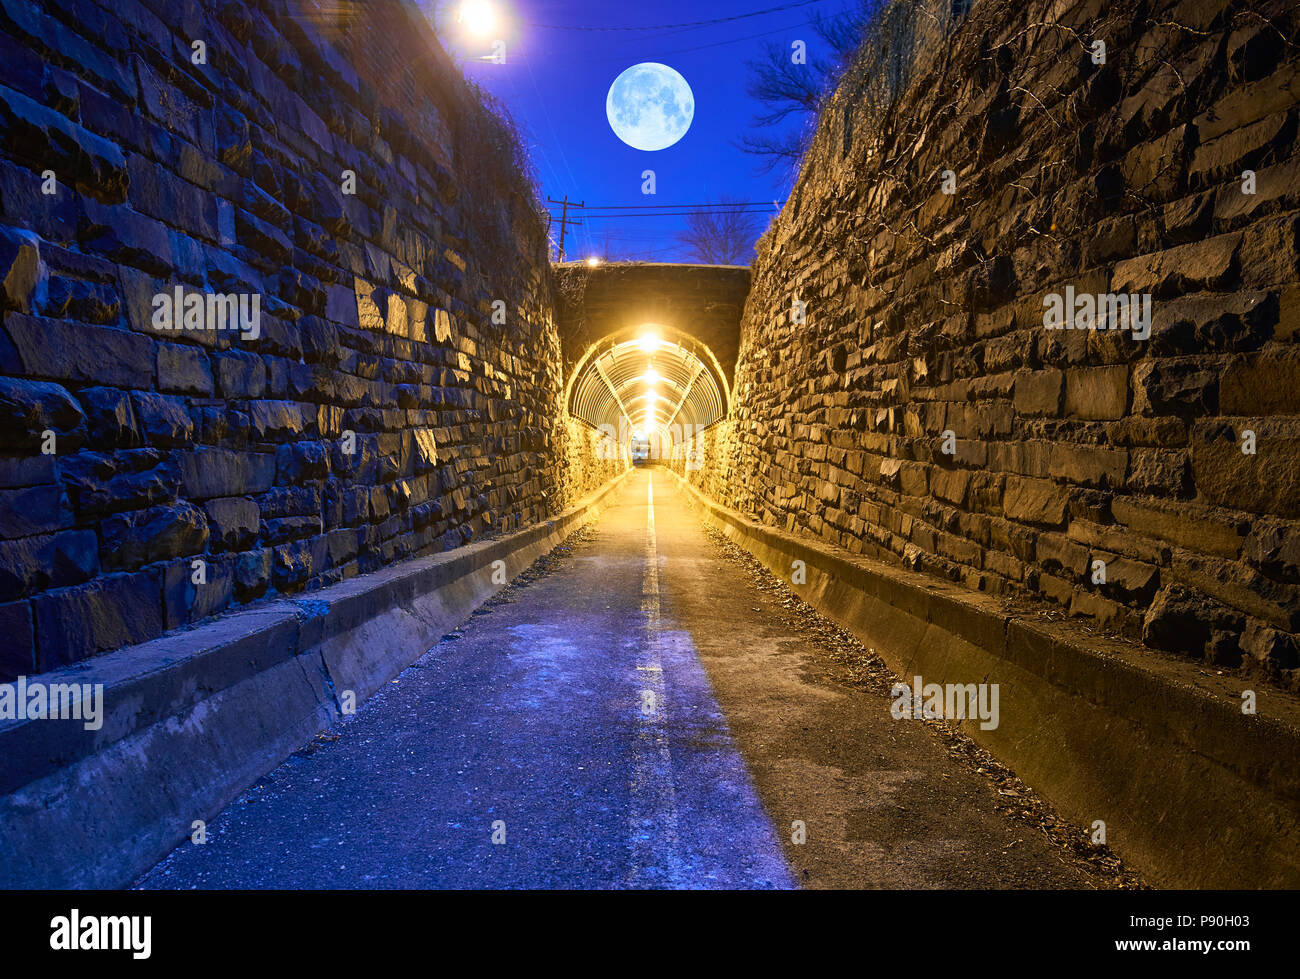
[522, 57, 590, 254]
[563, 201, 783, 210]
[530, 0, 832, 32]
[473, 17, 823, 65]
[547, 196, 585, 260]
[551, 210, 779, 219]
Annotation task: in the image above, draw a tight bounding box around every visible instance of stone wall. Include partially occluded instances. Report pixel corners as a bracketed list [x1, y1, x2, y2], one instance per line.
[0, 0, 587, 680]
[690, 0, 1300, 687]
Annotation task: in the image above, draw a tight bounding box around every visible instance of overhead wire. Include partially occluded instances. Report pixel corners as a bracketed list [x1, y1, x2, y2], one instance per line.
[456, 1, 849, 253]
[529, 0, 833, 32]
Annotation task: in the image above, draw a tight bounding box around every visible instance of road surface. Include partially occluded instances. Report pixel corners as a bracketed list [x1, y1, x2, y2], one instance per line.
[137, 468, 1100, 889]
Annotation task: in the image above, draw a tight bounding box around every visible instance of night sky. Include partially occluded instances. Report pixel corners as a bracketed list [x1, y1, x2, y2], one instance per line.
[429, 0, 860, 262]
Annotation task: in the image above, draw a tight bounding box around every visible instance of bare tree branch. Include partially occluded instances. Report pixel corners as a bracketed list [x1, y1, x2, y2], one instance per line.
[676, 195, 765, 265]
[737, 1, 882, 169]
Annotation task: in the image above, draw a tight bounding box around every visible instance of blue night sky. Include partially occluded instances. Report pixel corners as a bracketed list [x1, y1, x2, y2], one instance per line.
[428, 0, 860, 262]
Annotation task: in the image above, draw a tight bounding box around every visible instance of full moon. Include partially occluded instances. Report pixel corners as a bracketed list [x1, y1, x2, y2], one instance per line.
[606, 63, 694, 151]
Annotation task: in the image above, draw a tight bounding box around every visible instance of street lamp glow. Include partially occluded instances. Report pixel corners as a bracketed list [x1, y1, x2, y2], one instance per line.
[586, 256, 601, 267]
[457, 0, 498, 36]
[638, 332, 661, 354]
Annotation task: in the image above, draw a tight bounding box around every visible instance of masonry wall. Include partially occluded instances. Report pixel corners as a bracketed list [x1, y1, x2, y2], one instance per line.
[691, 0, 1300, 687]
[0, 0, 585, 680]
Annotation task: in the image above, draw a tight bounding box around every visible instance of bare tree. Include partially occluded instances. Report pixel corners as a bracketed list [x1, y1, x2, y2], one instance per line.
[676, 196, 764, 265]
[738, 3, 881, 171]
[739, 0, 970, 173]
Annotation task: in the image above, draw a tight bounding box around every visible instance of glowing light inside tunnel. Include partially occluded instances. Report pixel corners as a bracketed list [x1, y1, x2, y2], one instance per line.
[566, 326, 730, 449]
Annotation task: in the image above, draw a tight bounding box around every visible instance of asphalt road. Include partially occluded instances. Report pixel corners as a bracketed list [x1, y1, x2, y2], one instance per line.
[137, 468, 1097, 889]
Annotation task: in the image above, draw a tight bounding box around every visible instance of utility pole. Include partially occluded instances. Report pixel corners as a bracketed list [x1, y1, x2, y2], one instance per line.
[547, 195, 584, 261]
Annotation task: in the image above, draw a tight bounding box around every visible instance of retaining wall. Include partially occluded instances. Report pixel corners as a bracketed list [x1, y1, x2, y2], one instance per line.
[688, 0, 1300, 686]
[0, 0, 620, 680]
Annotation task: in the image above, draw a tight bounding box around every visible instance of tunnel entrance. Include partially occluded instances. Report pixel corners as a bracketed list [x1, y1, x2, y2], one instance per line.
[566, 325, 730, 465]
[553, 261, 749, 469]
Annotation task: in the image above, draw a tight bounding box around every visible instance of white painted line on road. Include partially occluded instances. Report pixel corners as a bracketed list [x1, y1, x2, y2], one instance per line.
[627, 471, 687, 887]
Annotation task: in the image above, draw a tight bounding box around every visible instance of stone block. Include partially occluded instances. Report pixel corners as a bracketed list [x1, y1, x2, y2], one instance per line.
[0, 375, 84, 448]
[931, 467, 971, 507]
[1220, 346, 1300, 415]
[1012, 369, 1063, 417]
[1191, 418, 1300, 517]
[101, 501, 209, 570]
[78, 386, 139, 447]
[59, 449, 178, 517]
[1048, 442, 1128, 490]
[213, 349, 267, 398]
[1111, 233, 1241, 297]
[0, 224, 44, 313]
[204, 498, 260, 553]
[1036, 532, 1090, 579]
[249, 400, 305, 441]
[1064, 366, 1129, 420]
[0, 482, 67, 537]
[1, 314, 153, 389]
[1098, 557, 1160, 604]
[78, 199, 173, 274]
[234, 547, 272, 602]
[179, 448, 275, 499]
[1003, 476, 1070, 527]
[272, 539, 314, 592]
[130, 391, 193, 447]
[0, 528, 97, 601]
[0, 82, 128, 202]
[157, 343, 214, 396]
[1112, 496, 1246, 559]
[0, 599, 33, 679]
[31, 569, 163, 669]
[1132, 359, 1217, 415]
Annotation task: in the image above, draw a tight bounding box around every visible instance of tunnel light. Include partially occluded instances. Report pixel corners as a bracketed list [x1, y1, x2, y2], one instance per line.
[457, 0, 498, 36]
[644, 389, 658, 403]
[641, 367, 660, 385]
[638, 332, 661, 354]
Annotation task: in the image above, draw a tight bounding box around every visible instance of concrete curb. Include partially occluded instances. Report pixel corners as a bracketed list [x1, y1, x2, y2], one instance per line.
[668, 470, 1300, 888]
[0, 471, 631, 889]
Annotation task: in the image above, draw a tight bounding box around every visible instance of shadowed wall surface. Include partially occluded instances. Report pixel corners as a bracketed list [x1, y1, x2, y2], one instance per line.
[0, 0, 619, 679]
[685, 0, 1300, 689]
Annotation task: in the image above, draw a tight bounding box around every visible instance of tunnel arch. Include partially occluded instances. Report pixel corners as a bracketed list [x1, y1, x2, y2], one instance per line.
[565, 323, 731, 439]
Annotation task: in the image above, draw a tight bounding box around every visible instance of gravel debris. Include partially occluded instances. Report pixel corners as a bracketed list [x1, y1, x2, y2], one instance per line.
[699, 520, 1148, 890]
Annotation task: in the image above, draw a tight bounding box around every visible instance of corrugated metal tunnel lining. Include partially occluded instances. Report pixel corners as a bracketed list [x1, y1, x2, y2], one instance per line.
[567, 326, 730, 436]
